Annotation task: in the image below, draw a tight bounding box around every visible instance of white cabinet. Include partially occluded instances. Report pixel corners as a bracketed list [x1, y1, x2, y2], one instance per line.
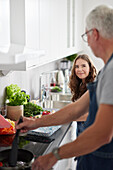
[0, 0, 80, 73]
[0, 0, 40, 53]
[40, 0, 77, 62]
[0, 0, 45, 73]
[53, 122, 77, 170]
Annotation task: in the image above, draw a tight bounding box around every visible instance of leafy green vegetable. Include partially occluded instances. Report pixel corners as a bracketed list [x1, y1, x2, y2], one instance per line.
[66, 53, 77, 61]
[6, 84, 30, 106]
[6, 84, 21, 99]
[24, 102, 43, 117]
[51, 86, 62, 92]
[7, 92, 28, 106]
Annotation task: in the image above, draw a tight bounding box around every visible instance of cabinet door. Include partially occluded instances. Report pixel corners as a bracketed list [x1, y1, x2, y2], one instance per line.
[40, 0, 76, 62]
[53, 123, 77, 170]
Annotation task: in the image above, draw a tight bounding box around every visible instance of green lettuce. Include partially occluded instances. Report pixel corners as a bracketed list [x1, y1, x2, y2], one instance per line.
[6, 84, 30, 106]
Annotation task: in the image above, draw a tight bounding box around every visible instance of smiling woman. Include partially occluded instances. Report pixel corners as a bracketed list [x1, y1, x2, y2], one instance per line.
[69, 54, 97, 102]
[69, 54, 97, 139]
[75, 58, 90, 81]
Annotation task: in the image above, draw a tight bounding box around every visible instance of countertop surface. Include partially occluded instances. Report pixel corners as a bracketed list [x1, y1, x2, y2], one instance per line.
[0, 123, 72, 158]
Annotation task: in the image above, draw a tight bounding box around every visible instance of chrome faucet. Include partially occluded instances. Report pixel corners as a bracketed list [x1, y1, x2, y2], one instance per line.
[39, 70, 59, 107]
[41, 85, 46, 101]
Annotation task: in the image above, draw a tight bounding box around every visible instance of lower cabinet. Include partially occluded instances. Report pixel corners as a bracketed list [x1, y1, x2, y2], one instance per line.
[53, 122, 77, 170]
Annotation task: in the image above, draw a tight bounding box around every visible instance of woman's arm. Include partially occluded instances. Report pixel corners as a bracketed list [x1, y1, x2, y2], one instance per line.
[75, 112, 88, 122]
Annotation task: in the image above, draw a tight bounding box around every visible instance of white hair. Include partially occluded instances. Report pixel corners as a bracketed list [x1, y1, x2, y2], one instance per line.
[86, 5, 113, 39]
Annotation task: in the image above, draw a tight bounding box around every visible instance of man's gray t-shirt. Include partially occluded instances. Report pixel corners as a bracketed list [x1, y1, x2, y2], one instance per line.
[96, 58, 113, 106]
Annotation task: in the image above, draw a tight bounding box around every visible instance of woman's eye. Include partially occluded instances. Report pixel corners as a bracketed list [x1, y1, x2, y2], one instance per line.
[75, 65, 79, 68]
[82, 64, 86, 67]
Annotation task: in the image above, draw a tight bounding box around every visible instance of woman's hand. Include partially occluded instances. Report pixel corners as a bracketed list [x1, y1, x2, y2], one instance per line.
[32, 153, 57, 170]
[16, 116, 38, 133]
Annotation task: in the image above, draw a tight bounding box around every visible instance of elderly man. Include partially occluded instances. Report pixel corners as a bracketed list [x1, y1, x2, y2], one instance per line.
[17, 5, 113, 170]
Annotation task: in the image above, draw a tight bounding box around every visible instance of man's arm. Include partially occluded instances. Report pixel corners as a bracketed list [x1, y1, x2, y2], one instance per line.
[57, 104, 113, 159]
[36, 91, 89, 127]
[75, 112, 88, 122]
[32, 104, 113, 170]
[17, 91, 89, 130]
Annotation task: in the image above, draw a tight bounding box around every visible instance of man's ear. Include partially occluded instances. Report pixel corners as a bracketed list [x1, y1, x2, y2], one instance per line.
[93, 29, 99, 41]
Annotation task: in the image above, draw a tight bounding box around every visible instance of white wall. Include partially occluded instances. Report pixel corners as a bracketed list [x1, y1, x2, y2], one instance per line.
[0, 61, 59, 105]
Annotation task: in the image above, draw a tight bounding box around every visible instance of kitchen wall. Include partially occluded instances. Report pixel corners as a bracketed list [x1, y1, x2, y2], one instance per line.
[0, 61, 59, 104]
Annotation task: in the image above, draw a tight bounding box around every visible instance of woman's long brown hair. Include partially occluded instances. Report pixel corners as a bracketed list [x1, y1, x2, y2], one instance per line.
[69, 54, 97, 102]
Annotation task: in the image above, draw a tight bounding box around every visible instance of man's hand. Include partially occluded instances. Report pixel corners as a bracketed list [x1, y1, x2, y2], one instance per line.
[16, 116, 38, 133]
[32, 153, 57, 170]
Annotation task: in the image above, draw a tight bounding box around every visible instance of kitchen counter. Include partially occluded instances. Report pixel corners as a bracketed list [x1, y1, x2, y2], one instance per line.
[0, 123, 72, 159]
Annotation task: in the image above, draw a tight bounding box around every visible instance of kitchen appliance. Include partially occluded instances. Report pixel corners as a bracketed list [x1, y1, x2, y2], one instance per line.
[60, 60, 68, 70]
[57, 70, 65, 93]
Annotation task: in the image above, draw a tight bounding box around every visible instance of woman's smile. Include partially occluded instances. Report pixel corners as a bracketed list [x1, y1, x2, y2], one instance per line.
[75, 58, 90, 80]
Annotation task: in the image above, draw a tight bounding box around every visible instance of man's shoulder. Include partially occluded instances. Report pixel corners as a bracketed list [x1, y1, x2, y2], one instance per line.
[102, 58, 113, 73]
[107, 58, 113, 69]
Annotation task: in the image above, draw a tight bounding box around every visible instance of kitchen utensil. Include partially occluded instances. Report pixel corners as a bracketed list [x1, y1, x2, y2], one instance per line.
[0, 149, 34, 170]
[8, 116, 23, 167]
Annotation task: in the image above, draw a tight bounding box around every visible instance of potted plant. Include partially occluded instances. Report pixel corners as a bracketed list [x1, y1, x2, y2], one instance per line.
[66, 53, 78, 70]
[6, 84, 30, 121]
[66, 53, 78, 62]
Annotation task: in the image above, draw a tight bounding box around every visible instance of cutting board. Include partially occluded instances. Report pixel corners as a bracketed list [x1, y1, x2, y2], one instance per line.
[27, 125, 61, 137]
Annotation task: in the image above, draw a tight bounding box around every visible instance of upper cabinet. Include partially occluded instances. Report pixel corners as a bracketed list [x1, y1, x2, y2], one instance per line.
[0, 0, 82, 73]
[0, 0, 45, 72]
[40, 0, 79, 61]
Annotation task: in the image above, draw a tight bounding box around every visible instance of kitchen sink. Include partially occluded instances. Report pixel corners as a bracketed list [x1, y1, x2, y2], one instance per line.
[51, 100, 71, 109]
[40, 93, 72, 109]
[58, 93, 71, 101]
[50, 93, 72, 102]
[41, 100, 71, 109]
